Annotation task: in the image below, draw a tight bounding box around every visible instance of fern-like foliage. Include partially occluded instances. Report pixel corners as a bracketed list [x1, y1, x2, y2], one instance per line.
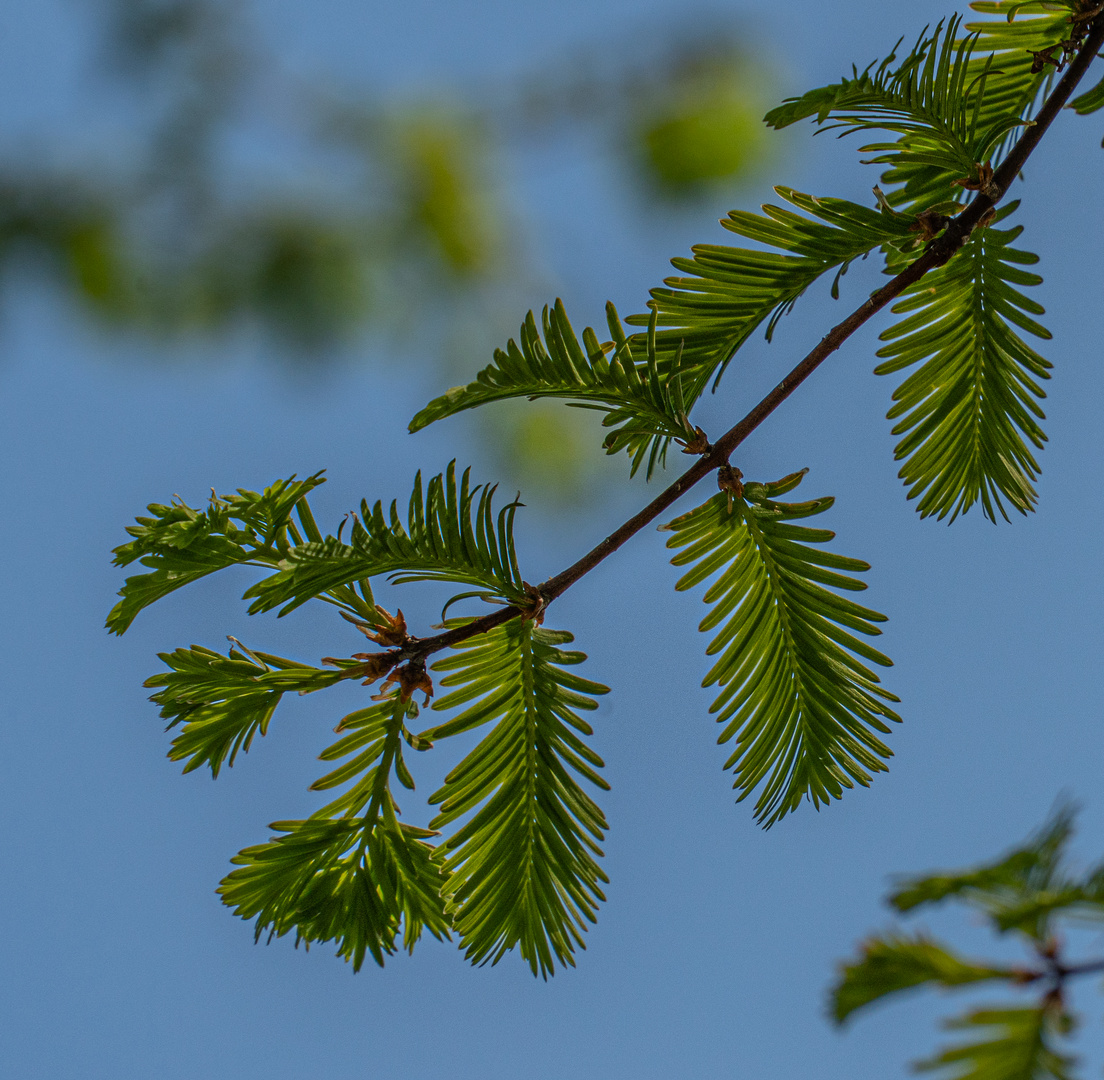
[218, 694, 450, 971]
[875, 202, 1050, 521]
[766, 18, 1023, 178]
[836, 810, 1104, 1080]
[111, 0, 1104, 983]
[147, 642, 344, 777]
[832, 933, 1018, 1023]
[663, 469, 900, 826]
[888, 804, 1104, 939]
[107, 472, 327, 634]
[411, 300, 696, 478]
[916, 1006, 1076, 1080]
[110, 463, 527, 632]
[765, 6, 1072, 210]
[891, 3, 1073, 208]
[965, 3, 1074, 125]
[424, 619, 610, 978]
[243, 461, 528, 615]
[412, 190, 924, 468]
[625, 187, 917, 400]
[210, 620, 611, 976]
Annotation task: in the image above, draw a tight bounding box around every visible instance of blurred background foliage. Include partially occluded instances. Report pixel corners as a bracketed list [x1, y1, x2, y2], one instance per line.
[0, 0, 775, 497]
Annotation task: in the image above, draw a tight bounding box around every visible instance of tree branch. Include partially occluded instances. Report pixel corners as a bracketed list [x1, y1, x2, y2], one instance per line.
[1057, 956, 1104, 980]
[396, 14, 1104, 665]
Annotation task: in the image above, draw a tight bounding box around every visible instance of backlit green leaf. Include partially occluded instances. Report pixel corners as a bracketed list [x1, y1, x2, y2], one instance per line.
[426, 619, 609, 977]
[875, 202, 1050, 522]
[664, 470, 900, 826]
[243, 461, 528, 616]
[146, 642, 343, 777]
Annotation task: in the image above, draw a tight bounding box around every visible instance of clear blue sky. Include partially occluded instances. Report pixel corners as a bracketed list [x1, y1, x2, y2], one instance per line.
[3, 3, 1104, 1078]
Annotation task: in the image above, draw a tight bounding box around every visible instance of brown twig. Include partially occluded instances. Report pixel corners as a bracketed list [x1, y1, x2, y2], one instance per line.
[385, 15, 1104, 666]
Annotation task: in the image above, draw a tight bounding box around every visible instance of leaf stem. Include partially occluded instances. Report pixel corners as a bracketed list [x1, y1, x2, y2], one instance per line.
[1056, 956, 1104, 979]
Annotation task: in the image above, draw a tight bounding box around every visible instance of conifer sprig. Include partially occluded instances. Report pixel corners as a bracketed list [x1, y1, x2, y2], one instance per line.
[218, 694, 451, 970]
[876, 201, 1051, 521]
[830, 808, 1104, 1080]
[411, 301, 697, 478]
[765, 3, 1075, 209]
[624, 187, 919, 401]
[146, 642, 344, 777]
[107, 472, 327, 634]
[663, 469, 899, 825]
[425, 620, 610, 978]
[765, 17, 1025, 184]
[243, 461, 529, 617]
[109, 6, 1104, 976]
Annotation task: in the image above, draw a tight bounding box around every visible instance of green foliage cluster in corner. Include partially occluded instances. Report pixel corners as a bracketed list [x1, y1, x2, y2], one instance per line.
[832, 807, 1104, 1080]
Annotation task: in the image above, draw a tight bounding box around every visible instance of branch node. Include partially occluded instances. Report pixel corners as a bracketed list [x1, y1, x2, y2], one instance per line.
[1029, 46, 1064, 74]
[953, 160, 996, 194]
[520, 581, 547, 625]
[717, 464, 744, 510]
[910, 208, 953, 242]
[375, 659, 433, 705]
[976, 206, 998, 230]
[323, 649, 401, 687]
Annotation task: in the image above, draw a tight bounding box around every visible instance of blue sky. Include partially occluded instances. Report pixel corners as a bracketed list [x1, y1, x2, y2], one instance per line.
[3, 3, 1104, 1078]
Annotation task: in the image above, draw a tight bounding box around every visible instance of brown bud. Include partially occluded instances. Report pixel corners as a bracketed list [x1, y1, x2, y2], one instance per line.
[375, 660, 434, 705]
[520, 582, 547, 625]
[717, 464, 744, 498]
[679, 426, 712, 456]
[354, 606, 408, 648]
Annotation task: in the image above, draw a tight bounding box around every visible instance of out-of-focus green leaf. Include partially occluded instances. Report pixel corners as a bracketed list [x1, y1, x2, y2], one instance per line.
[633, 53, 770, 196]
[832, 933, 1019, 1023]
[1068, 73, 1104, 115]
[887, 805, 1103, 939]
[390, 110, 502, 276]
[916, 1005, 1076, 1080]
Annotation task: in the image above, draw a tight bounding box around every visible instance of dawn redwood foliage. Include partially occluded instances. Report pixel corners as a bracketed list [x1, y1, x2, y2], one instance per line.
[109, 1, 1104, 981]
[834, 806, 1104, 1080]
